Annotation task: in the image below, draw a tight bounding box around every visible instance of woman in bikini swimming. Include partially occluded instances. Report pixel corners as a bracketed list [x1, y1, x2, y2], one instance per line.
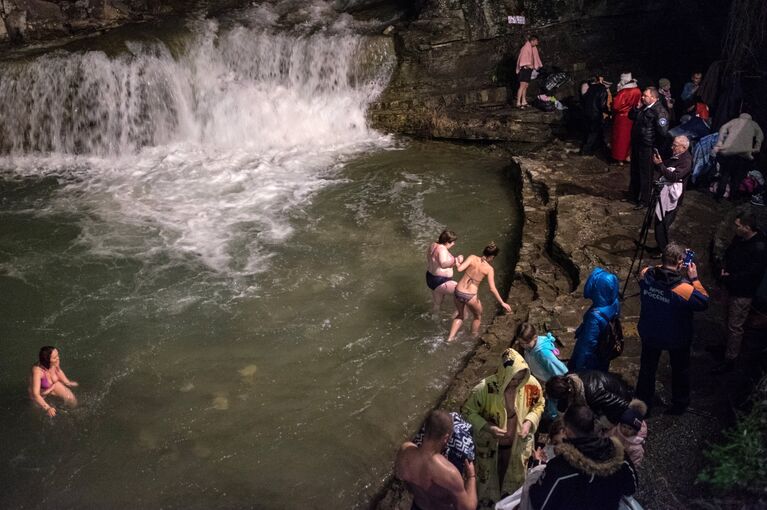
[29, 345, 78, 417]
[447, 241, 511, 342]
[426, 229, 464, 314]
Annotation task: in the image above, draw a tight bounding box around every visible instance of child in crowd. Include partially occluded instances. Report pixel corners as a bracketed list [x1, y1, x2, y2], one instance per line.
[609, 400, 648, 467]
[496, 419, 566, 510]
[516, 323, 568, 420]
[533, 417, 566, 464]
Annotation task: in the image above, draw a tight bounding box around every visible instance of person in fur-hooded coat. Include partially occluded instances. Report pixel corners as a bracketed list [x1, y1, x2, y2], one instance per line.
[529, 405, 638, 510]
[462, 348, 545, 507]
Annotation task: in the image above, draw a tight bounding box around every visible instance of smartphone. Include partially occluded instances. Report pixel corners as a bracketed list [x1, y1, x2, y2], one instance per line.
[683, 248, 695, 267]
[653, 148, 661, 158]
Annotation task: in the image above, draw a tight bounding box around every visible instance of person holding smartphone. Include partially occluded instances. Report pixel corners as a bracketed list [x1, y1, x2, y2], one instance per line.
[628, 87, 671, 207]
[635, 242, 709, 416]
[649, 135, 693, 252]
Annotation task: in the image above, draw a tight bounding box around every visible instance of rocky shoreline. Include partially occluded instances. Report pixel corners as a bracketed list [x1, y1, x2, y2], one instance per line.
[373, 138, 766, 509]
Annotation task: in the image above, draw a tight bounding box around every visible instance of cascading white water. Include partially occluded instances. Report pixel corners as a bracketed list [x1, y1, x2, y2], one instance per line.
[0, 5, 395, 278]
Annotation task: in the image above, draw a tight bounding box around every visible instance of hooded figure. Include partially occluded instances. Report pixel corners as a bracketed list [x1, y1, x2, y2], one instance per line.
[569, 267, 620, 372]
[462, 349, 545, 507]
[611, 73, 641, 163]
[522, 332, 568, 421]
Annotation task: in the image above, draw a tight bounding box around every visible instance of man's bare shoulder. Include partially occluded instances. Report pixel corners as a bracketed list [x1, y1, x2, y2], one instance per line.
[395, 442, 419, 478]
[429, 453, 464, 492]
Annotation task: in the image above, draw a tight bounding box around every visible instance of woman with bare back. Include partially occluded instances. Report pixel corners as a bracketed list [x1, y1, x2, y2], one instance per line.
[426, 229, 464, 314]
[447, 242, 511, 342]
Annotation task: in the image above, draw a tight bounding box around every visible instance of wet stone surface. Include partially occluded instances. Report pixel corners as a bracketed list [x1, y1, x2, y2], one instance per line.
[375, 138, 767, 509]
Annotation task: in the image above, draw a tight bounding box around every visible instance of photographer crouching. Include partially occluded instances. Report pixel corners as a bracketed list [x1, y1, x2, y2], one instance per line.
[649, 135, 692, 253]
[635, 242, 709, 416]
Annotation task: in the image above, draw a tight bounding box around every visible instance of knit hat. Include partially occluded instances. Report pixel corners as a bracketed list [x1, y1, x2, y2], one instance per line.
[658, 78, 671, 90]
[619, 407, 644, 432]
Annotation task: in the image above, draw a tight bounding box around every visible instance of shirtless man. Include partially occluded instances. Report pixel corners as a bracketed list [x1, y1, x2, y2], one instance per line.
[447, 241, 511, 342]
[426, 230, 464, 314]
[395, 410, 478, 510]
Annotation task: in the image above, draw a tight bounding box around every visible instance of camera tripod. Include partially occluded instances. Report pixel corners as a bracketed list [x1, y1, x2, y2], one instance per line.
[621, 182, 665, 300]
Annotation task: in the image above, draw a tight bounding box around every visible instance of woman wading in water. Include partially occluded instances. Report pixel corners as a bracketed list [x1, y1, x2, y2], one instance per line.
[426, 229, 464, 314]
[29, 346, 78, 417]
[447, 242, 511, 342]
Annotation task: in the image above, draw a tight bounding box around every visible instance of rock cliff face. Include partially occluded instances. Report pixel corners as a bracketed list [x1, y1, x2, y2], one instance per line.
[0, 0, 183, 43]
[370, 0, 726, 142]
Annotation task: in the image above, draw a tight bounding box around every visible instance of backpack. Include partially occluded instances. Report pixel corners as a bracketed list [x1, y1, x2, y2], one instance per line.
[595, 311, 624, 361]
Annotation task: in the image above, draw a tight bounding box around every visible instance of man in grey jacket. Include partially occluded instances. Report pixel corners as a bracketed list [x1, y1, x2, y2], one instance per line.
[712, 113, 764, 201]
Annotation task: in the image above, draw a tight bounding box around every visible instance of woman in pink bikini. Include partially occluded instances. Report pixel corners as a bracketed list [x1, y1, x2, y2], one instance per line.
[29, 346, 78, 417]
[447, 242, 511, 342]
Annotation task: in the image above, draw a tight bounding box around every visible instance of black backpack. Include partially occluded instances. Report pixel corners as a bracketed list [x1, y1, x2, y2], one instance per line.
[595, 311, 624, 361]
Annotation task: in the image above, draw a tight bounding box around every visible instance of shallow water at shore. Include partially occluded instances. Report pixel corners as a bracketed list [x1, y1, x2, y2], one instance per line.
[0, 140, 519, 508]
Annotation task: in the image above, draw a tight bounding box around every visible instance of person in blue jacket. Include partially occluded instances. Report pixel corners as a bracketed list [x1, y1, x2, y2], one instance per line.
[516, 323, 568, 420]
[568, 267, 620, 372]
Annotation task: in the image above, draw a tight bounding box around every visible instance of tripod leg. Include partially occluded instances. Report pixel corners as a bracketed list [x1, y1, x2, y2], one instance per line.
[621, 190, 660, 299]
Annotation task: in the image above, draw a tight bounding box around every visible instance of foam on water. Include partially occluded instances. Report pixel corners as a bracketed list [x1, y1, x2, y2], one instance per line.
[0, 2, 395, 280]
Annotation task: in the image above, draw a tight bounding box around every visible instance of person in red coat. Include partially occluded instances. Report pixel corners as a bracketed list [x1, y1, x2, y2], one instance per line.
[611, 73, 642, 164]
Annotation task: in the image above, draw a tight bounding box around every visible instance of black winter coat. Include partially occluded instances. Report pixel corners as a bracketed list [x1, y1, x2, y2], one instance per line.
[723, 230, 767, 297]
[529, 436, 638, 510]
[573, 371, 633, 424]
[629, 101, 670, 148]
[582, 83, 609, 120]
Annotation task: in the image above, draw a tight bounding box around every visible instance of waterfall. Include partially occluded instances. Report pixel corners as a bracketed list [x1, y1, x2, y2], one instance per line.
[0, 6, 396, 277]
[0, 20, 394, 156]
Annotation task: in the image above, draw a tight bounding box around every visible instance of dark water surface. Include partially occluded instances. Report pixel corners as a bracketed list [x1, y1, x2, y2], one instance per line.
[0, 141, 520, 508]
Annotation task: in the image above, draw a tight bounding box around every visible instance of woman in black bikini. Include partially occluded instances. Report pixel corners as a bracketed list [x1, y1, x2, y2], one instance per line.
[447, 242, 511, 342]
[426, 230, 464, 314]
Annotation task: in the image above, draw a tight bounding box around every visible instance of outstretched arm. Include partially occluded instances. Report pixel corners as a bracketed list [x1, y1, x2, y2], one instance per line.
[55, 367, 78, 387]
[486, 267, 511, 312]
[455, 255, 474, 273]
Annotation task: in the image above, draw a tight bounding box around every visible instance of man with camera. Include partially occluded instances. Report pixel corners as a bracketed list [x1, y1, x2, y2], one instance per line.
[650, 135, 693, 252]
[628, 87, 670, 207]
[635, 242, 709, 415]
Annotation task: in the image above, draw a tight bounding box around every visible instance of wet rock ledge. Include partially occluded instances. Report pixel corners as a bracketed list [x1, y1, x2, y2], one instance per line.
[373, 139, 763, 509]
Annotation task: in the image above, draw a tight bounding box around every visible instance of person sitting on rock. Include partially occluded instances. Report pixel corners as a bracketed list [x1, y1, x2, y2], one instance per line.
[568, 267, 620, 372]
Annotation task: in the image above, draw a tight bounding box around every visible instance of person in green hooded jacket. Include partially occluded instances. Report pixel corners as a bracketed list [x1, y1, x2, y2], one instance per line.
[462, 348, 545, 507]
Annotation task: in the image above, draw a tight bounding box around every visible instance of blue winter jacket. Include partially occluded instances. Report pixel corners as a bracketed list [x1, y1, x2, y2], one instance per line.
[638, 266, 709, 349]
[524, 333, 568, 383]
[568, 268, 620, 372]
[524, 333, 568, 420]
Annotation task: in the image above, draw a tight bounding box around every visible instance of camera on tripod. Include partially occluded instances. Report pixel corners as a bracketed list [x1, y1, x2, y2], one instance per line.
[653, 179, 666, 191]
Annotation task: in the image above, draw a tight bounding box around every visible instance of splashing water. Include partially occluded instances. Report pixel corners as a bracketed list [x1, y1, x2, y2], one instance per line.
[0, 9, 396, 277]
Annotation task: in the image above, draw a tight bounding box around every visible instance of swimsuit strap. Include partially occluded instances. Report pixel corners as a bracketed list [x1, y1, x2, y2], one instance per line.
[466, 261, 485, 285]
